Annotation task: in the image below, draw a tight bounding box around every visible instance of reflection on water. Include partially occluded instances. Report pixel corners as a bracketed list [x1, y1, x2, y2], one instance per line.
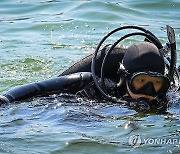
[0, 0, 180, 153]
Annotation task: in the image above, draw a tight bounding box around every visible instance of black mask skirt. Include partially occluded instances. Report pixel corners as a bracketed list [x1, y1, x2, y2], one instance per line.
[127, 71, 170, 97]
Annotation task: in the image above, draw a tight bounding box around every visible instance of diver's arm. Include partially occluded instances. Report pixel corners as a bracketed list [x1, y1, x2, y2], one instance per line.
[0, 72, 92, 104]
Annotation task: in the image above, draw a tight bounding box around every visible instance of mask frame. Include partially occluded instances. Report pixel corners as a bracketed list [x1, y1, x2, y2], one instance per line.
[127, 71, 170, 97]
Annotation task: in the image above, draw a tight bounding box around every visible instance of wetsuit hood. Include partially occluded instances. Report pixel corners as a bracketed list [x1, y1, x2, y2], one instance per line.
[122, 42, 170, 98]
[123, 42, 165, 74]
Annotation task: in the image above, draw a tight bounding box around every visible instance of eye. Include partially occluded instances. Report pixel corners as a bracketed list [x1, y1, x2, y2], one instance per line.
[155, 80, 160, 84]
[154, 80, 162, 84]
[138, 78, 145, 83]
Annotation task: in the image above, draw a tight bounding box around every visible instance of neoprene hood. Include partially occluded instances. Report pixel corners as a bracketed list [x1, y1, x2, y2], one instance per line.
[123, 42, 165, 74]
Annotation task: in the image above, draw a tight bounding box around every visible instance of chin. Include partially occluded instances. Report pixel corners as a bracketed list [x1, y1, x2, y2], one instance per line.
[131, 94, 155, 101]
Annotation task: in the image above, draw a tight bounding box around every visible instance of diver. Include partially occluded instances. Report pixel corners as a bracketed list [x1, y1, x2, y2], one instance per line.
[0, 25, 179, 111]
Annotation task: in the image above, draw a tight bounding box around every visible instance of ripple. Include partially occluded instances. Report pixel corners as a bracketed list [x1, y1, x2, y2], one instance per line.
[0, 0, 180, 153]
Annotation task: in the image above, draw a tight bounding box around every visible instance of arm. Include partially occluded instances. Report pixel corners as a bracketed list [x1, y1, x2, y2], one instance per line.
[0, 72, 92, 104]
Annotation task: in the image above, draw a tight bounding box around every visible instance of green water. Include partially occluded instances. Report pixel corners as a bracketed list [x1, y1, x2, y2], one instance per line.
[0, 0, 180, 153]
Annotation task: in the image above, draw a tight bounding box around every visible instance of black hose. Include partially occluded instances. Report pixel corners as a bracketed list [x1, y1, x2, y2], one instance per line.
[91, 26, 163, 102]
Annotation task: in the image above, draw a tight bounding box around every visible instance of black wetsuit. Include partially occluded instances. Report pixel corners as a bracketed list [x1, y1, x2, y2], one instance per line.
[0, 45, 126, 104]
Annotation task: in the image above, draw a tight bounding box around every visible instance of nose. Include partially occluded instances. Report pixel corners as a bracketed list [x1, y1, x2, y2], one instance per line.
[144, 82, 156, 94]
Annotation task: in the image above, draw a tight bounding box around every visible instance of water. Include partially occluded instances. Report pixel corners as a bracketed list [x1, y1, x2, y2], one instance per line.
[0, 0, 180, 153]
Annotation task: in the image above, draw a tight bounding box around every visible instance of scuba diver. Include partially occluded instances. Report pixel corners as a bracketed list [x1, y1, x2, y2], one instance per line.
[0, 25, 179, 111]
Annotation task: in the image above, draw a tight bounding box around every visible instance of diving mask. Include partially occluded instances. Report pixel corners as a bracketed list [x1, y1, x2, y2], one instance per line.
[127, 71, 170, 97]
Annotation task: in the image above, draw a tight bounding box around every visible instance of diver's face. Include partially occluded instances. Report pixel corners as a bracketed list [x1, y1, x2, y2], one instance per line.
[132, 75, 164, 92]
[127, 75, 164, 101]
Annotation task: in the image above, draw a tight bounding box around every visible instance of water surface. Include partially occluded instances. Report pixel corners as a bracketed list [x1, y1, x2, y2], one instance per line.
[0, 0, 180, 153]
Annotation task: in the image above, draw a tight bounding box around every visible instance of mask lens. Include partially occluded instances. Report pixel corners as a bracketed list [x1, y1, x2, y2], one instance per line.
[132, 74, 165, 92]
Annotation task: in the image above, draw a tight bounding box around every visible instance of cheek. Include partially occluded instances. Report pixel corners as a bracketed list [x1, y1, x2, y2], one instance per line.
[154, 83, 163, 92]
[132, 80, 144, 90]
